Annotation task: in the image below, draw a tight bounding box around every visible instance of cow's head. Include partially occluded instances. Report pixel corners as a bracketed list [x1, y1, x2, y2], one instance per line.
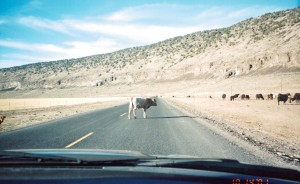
[152, 98, 157, 106]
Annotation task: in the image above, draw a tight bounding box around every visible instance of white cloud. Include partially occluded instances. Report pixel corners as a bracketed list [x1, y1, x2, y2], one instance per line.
[63, 39, 123, 57]
[103, 4, 168, 22]
[0, 38, 124, 65]
[19, 16, 75, 36]
[18, 16, 202, 44]
[65, 20, 201, 44]
[0, 40, 67, 53]
[104, 7, 145, 22]
[1, 53, 54, 61]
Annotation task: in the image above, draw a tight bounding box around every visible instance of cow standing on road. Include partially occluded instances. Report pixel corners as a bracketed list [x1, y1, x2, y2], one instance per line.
[128, 97, 157, 119]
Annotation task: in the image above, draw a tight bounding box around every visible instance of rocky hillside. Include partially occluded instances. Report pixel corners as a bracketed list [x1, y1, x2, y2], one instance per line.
[0, 7, 299, 90]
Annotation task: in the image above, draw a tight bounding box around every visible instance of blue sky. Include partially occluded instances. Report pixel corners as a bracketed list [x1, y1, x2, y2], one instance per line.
[0, 0, 299, 68]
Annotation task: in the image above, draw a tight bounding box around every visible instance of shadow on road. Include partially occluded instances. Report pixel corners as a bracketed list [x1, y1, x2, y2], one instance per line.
[147, 115, 196, 119]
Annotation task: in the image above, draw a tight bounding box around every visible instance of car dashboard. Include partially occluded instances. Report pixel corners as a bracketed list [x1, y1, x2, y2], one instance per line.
[1, 165, 299, 184]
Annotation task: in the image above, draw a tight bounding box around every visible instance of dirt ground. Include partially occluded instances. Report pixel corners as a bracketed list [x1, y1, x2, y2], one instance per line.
[165, 96, 300, 165]
[0, 99, 128, 133]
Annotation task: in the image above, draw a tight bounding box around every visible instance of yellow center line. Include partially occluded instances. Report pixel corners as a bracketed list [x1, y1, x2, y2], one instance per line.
[65, 132, 94, 148]
[120, 113, 127, 116]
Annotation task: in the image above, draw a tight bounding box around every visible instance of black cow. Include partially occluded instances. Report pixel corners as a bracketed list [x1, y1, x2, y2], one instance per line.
[230, 94, 239, 101]
[230, 96, 235, 101]
[245, 95, 250, 100]
[256, 94, 264, 100]
[277, 93, 290, 105]
[290, 93, 300, 103]
[222, 94, 226, 100]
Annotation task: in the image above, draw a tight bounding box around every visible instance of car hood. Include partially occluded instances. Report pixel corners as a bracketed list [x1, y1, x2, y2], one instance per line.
[1, 149, 300, 181]
[5, 149, 152, 162]
[5, 149, 231, 162]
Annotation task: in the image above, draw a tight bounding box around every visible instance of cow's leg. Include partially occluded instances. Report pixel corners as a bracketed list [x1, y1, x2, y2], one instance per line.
[128, 107, 131, 119]
[133, 108, 136, 119]
[143, 108, 147, 119]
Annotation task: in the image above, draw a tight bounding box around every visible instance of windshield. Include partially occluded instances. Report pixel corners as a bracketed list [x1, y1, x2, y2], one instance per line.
[0, 0, 299, 175]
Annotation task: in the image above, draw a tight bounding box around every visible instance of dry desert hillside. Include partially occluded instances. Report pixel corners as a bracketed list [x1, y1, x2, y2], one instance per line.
[0, 7, 299, 95]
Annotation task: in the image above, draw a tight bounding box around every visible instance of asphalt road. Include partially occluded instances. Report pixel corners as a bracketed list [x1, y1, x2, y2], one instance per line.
[0, 98, 270, 165]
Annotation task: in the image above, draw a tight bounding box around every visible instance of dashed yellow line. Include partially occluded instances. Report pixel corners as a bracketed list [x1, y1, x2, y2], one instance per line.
[65, 132, 94, 148]
[120, 113, 127, 116]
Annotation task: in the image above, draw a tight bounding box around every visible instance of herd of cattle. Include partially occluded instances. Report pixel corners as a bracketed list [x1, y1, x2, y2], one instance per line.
[128, 93, 300, 119]
[222, 93, 300, 105]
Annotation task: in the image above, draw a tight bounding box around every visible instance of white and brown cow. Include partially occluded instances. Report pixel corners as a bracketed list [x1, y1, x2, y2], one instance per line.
[128, 97, 157, 119]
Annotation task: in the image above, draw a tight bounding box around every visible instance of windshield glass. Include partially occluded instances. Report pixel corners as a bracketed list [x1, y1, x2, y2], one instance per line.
[0, 0, 299, 173]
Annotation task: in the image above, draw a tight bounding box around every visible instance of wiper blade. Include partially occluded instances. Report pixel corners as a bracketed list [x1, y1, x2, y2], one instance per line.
[149, 157, 300, 181]
[0, 149, 150, 165]
[0, 151, 80, 164]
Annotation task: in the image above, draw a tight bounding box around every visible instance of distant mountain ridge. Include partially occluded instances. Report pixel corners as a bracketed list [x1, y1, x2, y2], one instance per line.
[0, 7, 299, 90]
